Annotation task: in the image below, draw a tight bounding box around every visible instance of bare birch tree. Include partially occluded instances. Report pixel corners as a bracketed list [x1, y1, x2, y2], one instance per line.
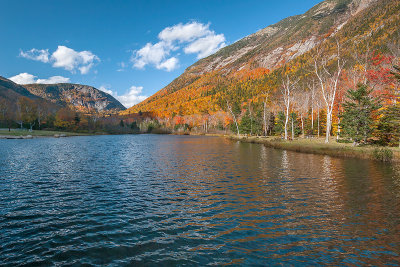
[294, 90, 310, 138]
[308, 79, 318, 133]
[313, 40, 345, 143]
[263, 94, 269, 136]
[281, 74, 299, 140]
[226, 99, 240, 136]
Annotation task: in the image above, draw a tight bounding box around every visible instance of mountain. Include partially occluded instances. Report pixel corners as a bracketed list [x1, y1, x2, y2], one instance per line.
[0, 76, 40, 102]
[1, 76, 126, 114]
[23, 83, 126, 113]
[122, 0, 399, 117]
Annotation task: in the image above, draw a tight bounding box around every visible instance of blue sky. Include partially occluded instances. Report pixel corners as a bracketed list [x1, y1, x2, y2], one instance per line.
[1, 0, 321, 108]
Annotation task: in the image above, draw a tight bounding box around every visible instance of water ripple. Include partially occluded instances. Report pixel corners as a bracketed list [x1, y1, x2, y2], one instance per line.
[1, 135, 400, 265]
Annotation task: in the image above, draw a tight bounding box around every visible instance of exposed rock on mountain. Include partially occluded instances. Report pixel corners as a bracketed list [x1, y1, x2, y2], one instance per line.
[24, 83, 126, 112]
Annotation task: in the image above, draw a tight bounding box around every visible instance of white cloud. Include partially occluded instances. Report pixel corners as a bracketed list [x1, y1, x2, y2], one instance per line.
[36, 76, 70, 84]
[158, 22, 211, 43]
[9, 73, 36, 84]
[99, 85, 114, 95]
[9, 72, 70, 84]
[184, 34, 226, 59]
[116, 86, 148, 108]
[19, 49, 50, 63]
[98, 85, 147, 108]
[51, 46, 99, 74]
[132, 42, 172, 70]
[156, 57, 179, 71]
[19, 46, 100, 74]
[131, 21, 225, 71]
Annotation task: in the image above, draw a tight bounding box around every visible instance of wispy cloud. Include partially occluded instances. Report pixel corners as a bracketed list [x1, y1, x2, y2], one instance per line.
[117, 62, 127, 72]
[20, 49, 50, 63]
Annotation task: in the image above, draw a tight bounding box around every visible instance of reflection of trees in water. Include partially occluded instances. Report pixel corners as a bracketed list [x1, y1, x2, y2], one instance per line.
[123, 137, 400, 264]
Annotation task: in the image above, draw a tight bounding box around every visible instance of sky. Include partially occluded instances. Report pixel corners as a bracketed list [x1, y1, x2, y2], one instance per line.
[0, 0, 322, 108]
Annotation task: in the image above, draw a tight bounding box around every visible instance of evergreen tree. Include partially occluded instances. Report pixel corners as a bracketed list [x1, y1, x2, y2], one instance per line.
[289, 112, 301, 139]
[274, 111, 286, 136]
[119, 119, 125, 127]
[340, 84, 381, 144]
[130, 121, 140, 132]
[239, 111, 252, 135]
[239, 110, 262, 135]
[74, 114, 80, 125]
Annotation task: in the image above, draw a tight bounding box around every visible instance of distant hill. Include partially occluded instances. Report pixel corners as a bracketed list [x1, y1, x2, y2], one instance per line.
[1, 76, 126, 114]
[0, 76, 40, 102]
[23, 83, 126, 113]
[122, 0, 399, 117]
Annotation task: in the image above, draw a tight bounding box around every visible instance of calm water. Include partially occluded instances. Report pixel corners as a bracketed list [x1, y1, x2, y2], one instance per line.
[1, 135, 400, 266]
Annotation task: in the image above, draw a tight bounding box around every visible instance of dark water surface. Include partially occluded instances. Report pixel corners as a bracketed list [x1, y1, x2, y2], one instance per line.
[1, 135, 400, 266]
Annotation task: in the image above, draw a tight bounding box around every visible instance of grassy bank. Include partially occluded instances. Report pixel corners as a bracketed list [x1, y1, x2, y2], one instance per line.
[0, 129, 91, 138]
[228, 135, 400, 162]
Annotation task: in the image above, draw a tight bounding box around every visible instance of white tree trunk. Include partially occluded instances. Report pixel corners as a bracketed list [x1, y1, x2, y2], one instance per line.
[311, 106, 314, 132]
[301, 115, 304, 137]
[284, 106, 289, 140]
[291, 117, 294, 140]
[263, 98, 267, 136]
[325, 110, 332, 143]
[226, 100, 240, 136]
[317, 109, 320, 138]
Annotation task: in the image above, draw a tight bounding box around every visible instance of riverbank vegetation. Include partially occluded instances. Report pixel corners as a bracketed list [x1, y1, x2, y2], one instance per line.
[228, 135, 399, 162]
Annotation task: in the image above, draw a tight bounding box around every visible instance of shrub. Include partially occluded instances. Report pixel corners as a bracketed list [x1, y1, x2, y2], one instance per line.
[373, 147, 393, 162]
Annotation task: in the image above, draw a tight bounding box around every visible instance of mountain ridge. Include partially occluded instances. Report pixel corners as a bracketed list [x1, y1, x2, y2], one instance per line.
[0, 76, 126, 114]
[24, 83, 126, 113]
[122, 0, 389, 117]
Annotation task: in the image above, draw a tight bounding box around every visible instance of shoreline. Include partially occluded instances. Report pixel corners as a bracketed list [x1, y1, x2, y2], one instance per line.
[3, 130, 399, 163]
[227, 135, 400, 163]
[0, 130, 94, 139]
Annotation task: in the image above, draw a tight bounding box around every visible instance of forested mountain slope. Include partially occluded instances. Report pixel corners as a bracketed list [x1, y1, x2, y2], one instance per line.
[0, 76, 40, 102]
[122, 0, 399, 117]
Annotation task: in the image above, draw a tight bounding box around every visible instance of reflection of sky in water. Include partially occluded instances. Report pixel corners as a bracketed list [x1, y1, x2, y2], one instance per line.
[1, 135, 400, 265]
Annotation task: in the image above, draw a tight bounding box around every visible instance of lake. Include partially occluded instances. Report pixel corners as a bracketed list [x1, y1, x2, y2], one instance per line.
[1, 135, 400, 265]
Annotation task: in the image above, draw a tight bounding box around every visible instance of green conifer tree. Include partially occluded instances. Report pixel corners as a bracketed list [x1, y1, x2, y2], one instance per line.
[340, 84, 381, 144]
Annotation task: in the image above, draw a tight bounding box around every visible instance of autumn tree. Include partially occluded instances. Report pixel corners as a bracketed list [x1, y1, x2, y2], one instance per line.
[55, 107, 75, 130]
[15, 97, 37, 131]
[225, 99, 241, 136]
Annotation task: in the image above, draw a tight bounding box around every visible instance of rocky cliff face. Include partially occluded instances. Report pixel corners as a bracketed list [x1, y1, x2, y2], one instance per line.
[187, 0, 377, 75]
[24, 83, 126, 112]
